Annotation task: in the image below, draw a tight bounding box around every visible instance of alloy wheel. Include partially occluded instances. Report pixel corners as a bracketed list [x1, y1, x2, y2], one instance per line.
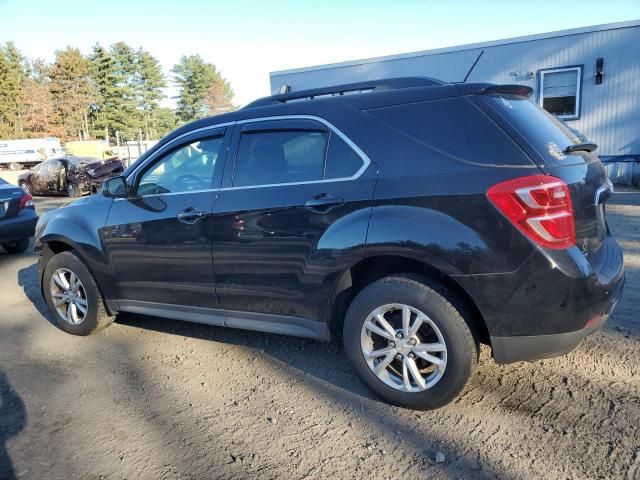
[50, 268, 89, 325]
[360, 303, 447, 392]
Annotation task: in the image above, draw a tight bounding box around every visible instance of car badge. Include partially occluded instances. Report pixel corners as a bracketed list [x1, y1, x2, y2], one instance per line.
[546, 142, 567, 161]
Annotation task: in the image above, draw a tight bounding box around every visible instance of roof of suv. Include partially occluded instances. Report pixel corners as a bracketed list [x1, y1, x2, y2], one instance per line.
[148, 78, 532, 159]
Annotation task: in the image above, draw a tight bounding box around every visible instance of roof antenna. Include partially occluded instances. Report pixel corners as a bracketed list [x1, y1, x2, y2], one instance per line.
[463, 49, 485, 83]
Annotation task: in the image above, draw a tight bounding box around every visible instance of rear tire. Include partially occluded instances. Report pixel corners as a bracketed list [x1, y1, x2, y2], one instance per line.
[8, 162, 22, 171]
[1, 238, 29, 254]
[43, 251, 114, 335]
[66, 183, 81, 198]
[343, 275, 478, 410]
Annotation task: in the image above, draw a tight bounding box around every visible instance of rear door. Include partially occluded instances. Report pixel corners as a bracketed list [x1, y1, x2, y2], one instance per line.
[478, 94, 612, 259]
[211, 116, 377, 323]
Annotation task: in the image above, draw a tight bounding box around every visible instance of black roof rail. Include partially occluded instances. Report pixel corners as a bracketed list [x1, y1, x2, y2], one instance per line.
[244, 76, 445, 109]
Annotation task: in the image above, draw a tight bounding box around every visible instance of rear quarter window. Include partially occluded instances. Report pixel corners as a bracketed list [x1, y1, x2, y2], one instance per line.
[365, 97, 532, 166]
[481, 95, 585, 166]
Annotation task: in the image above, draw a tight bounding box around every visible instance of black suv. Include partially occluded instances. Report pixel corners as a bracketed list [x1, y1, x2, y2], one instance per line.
[35, 78, 624, 409]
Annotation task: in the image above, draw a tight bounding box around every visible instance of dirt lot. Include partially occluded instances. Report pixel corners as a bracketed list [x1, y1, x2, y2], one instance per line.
[1, 184, 639, 480]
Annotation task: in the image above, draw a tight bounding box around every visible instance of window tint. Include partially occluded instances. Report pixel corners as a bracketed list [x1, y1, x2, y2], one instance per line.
[539, 67, 581, 119]
[234, 130, 327, 187]
[324, 132, 363, 179]
[484, 95, 584, 165]
[366, 97, 531, 166]
[138, 137, 223, 195]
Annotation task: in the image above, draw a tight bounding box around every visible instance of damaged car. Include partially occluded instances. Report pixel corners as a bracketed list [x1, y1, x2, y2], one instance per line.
[18, 156, 124, 197]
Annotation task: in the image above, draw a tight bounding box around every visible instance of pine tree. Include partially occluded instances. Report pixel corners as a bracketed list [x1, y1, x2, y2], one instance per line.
[49, 47, 94, 141]
[136, 48, 167, 139]
[0, 42, 27, 138]
[110, 42, 141, 140]
[172, 55, 234, 123]
[88, 43, 118, 140]
[153, 107, 178, 138]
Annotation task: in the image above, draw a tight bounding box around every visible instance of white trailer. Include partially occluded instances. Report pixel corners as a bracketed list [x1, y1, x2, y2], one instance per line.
[0, 137, 65, 170]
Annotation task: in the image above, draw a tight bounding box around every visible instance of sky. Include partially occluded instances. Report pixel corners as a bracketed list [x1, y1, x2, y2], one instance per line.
[1, 0, 640, 107]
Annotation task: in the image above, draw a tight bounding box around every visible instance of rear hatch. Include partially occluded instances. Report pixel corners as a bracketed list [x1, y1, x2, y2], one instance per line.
[476, 90, 612, 260]
[0, 179, 26, 220]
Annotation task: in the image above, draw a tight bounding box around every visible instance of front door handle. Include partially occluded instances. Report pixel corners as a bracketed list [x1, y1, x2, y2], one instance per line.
[305, 194, 344, 212]
[177, 207, 207, 224]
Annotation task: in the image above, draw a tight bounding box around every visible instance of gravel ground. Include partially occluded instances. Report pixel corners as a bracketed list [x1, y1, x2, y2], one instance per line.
[0, 189, 639, 480]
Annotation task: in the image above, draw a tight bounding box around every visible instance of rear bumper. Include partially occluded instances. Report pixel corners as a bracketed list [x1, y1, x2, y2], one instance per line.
[455, 234, 625, 363]
[490, 279, 622, 363]
[0, 208, 38, 242]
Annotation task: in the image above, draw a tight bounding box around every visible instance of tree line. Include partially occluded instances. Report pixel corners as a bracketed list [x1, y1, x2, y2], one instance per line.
[0, 41, 235, 143]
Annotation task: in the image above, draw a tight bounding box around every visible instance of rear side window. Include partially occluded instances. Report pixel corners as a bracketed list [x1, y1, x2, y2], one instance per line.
[233, 123, 367, 187]
[482, 95, 583, 165]
[234, 130, 327, 187]
[365, 97, 531, 166]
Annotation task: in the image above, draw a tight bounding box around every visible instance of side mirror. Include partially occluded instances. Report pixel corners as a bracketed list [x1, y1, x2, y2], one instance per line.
[103, 176, 128, 198]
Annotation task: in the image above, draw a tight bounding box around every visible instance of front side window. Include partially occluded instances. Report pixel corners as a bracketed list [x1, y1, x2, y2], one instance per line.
[137, 137, 223, 195]
[234, 130, 327, 187]
[538, 67, 582, 120]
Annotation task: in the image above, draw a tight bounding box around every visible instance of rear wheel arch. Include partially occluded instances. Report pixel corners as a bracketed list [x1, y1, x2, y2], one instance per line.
[327, 255, 490, 346]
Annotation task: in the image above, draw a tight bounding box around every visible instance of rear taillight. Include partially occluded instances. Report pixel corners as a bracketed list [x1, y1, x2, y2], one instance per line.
[19, 193, 34, 209]
[487, 175, 575, 250]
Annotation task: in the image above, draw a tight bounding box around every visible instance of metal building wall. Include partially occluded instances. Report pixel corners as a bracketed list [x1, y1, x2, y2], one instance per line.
[270, 22, 640, 183]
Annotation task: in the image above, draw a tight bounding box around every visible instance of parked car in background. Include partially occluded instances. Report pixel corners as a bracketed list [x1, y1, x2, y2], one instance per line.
[18, 156, 124, 197]
[34, 78, 624, 410]
[0, 177, 37, 253]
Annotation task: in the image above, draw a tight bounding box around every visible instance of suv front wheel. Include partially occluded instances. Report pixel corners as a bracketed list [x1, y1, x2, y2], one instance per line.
[343, 275, 478, 410]
[43, 251, 114, 335]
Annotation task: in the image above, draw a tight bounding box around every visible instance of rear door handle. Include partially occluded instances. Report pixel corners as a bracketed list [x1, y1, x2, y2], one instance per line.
[177, 207, 207, 224]
[305, 194, 344, 212]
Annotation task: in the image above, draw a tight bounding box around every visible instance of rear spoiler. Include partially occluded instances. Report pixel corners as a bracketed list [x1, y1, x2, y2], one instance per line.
[456, 83, 533, 98]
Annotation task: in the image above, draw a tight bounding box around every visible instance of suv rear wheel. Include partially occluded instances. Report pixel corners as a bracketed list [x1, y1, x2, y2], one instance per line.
[343, 275, 477, 409]
[43, 251, 114, 335]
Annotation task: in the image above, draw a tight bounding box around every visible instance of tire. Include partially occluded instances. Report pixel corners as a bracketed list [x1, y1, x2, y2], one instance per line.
[1, 238, 29, 254]
[66, 183, 81, 198]
[8, 162, 22, 171]
[343, 275, 478, 410]
[43, 251, 114, 335]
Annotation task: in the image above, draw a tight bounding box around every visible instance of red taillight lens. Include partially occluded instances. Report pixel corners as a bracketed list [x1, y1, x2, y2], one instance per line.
[487, 175, 576, 250]
[19, 193, 34, 209]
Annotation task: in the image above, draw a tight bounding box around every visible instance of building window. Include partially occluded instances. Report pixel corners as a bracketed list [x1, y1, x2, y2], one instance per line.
[538, 66, 582, 120]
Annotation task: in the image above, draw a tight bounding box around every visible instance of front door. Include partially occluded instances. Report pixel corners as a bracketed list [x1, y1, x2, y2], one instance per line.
[102, 128, 229, 309]
[212, 117, 376, 323]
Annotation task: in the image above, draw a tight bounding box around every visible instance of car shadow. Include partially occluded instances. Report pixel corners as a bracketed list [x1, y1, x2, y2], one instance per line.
[115, 312, 376, 401]
[17, 263, 56, 326]
[16, 263, 374, 400]
[0, 371, 27, 480]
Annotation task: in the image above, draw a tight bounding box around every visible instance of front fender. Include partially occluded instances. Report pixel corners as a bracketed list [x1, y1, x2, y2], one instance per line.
[35, 196, 116, 300]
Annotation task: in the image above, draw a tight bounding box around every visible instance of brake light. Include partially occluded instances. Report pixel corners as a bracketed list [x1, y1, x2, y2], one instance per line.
[19, 193, 34, 209]
[487, 175, 575, 249]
